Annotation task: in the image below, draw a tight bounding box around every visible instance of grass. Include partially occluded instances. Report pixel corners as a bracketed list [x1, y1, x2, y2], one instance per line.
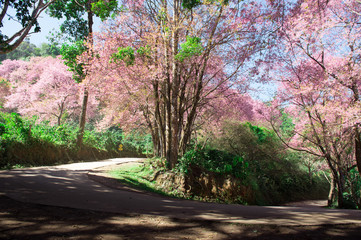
[109, 162, 169, 196]
[108, 162, 249, 204]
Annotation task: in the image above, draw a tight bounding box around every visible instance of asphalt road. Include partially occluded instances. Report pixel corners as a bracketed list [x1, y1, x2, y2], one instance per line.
[0, 158, 360, 226]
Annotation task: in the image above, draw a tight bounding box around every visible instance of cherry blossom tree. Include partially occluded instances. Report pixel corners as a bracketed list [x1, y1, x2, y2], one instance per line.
[262, 0, 361, 207]
[268, 59, 358, 208]
[0, 57, 98, 125]
[278, 0, 361, 176]
[84, 0, 277, 168]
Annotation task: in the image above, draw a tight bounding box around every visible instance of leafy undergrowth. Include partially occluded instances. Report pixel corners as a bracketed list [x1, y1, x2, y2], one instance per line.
[109, 152, 329, 206]
[0, 112, 147, 169]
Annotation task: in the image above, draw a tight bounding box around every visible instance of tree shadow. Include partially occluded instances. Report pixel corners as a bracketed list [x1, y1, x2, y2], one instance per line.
[1, 196, 361, 240]
[1, 167, 361, 239]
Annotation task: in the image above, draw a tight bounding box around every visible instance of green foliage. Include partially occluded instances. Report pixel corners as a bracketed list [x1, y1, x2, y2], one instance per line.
[60, 41, 87, 82]
[0, 40, 60, 62]
[181, 0, 229, 10]
[0, 113, 31, 143]
[48, 0, 121, 41]
[60, 19, 89, 41]
[121, 130, 153, 156]
[0, 0, 41, 49]
[111, 46, 135, 66]
[175, 36, 203, 61]
[137, 45, 152, 58]
[177, 147, 249, 180]
[47, 0, 90, 41]
[344, 168, 361, 209]
[181, 0, 229, 9]
[245, 122, 270, 143]
[206, 121, 329, 205]
[182, 0, 202, 9]
[0, 112, 144, 169]
[280, 110, 295, 138]
[91, 0, 120, 21]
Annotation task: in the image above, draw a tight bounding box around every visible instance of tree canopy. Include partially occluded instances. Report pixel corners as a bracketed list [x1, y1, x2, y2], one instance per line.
[0, 39, 60, 62]
[0, 0, 56, 54]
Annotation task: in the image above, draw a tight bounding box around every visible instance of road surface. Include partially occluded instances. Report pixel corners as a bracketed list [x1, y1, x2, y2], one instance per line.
[0, 158, 360, 226]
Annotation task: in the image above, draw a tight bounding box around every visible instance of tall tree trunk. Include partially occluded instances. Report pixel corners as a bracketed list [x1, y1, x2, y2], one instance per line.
[336, 177, 345, 208]
[77, 88, 88, 146]
[354, 127, 361, 177]
[168, 0, 180, 169]
[153, 126, 161, 156]
[350, 81, 361, 177]
[328, 174, 336, 207]
[77, 2, 93, 147]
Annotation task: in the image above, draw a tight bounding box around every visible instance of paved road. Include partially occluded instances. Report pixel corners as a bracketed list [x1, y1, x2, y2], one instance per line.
[0, 158, 360, 226]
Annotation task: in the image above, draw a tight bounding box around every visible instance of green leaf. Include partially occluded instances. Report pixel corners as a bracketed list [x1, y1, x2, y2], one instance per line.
[60, 41, 87, 82]
[111, 46, 135, 66]
[91, 0, 121, 21]
[175, 36, 203, 62]
[182, 0, 202, 10]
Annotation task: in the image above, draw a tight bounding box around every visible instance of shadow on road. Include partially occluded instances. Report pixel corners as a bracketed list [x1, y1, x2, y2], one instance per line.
[1, 196, 361, 240]
[1, 162, 361, 239]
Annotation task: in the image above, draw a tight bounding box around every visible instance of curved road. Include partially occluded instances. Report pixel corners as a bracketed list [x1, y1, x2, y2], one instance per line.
[0, 158, 360, 226]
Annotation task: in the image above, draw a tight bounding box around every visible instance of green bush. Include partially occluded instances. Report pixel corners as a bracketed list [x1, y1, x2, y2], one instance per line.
[0, 112, 146, 168]
[203, 121, 329, 205]
[176, 147, 249, 180]
[121, 129, 153, 156]
[344, 168, 361, 209]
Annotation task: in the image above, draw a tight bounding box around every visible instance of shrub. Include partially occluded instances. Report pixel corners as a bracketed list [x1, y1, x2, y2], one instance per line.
[0, 112, 145, 168]
[202, 121, 329, 205]
[176, 147, 249, 180]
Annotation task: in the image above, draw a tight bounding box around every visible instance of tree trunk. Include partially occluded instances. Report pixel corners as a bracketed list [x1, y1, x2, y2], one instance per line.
[354, 127, 361, 177]
[77, 3, 93, 147]
[77, 88, 88, 146]
[336, 177, 344, 208]
[152, 123, 161, 157]
[168, 0, 180, 169]
[328, 174, 336, 207]
[333, 164, 346, 208]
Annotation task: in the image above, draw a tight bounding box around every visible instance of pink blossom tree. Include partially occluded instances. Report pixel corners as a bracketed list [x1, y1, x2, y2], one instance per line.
[0, 57, 98, 125]
[84, 0, 278, 168]
[262, 0, 361, 207]
[268, 59, 358, 207]
[278, 0, 361, 175]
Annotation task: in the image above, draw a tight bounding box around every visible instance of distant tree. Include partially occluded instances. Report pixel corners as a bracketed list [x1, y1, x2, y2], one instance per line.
[0, 57, 99, 125]
[0, 39, 60, 61]
[0, 0, 56, 54]
[38, 42, 61, 56]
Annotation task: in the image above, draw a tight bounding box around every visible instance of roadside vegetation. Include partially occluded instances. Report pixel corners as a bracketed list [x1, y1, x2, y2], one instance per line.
[0, 112, 148, 169]
[110, 122, 331, 207]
